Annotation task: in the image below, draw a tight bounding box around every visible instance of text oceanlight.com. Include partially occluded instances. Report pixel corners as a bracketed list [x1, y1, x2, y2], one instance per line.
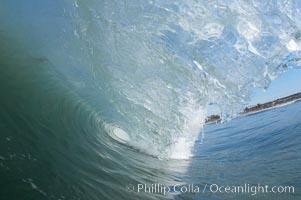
[126, 183, 295, 196]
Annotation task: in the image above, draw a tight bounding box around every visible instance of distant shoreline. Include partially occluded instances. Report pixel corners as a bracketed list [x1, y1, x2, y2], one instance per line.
[205, 92, 301, 124]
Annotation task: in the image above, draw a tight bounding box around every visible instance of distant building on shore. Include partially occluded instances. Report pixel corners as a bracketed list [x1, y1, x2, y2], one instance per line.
[205, 92, 301, 124]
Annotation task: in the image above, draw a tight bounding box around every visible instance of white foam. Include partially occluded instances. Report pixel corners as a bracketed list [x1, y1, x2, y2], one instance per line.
[105, 124, 130, 144]
[112, 127, 130, 143]
[170, 137, 194, 159]
[169, 108, 205, 160]
[286, 39, 300, 51]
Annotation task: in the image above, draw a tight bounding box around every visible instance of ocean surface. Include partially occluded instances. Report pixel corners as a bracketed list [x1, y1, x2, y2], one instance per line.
[0, 1, 301, 200]
[1, 86, 301, 200]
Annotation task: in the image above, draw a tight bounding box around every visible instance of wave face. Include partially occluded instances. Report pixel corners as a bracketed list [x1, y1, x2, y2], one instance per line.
[71, 0, 301, 159]
[1, 0, 301, 159]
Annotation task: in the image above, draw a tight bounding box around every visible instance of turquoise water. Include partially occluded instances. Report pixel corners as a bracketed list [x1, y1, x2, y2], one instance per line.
[1, 1, 301, 199]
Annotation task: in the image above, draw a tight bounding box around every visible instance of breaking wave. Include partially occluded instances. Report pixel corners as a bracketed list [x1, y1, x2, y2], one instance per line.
[1, 0, 301, 159]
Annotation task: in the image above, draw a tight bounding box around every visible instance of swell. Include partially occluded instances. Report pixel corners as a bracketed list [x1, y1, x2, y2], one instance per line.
[0, 35, 177, 200]
[1, 0, 301, 160]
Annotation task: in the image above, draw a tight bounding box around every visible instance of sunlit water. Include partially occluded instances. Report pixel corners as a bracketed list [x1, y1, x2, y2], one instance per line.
[0, 0, 301, 200]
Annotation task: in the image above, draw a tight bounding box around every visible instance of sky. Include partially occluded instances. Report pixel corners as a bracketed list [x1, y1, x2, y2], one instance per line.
[207, 68, 301, 116]
[250, 68, 301, 105]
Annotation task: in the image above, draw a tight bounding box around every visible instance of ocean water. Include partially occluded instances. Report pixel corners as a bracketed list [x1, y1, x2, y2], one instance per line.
[0, 0, 301, 200]
[182, 100, 301, 200]
[1, 87, 300, 200]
